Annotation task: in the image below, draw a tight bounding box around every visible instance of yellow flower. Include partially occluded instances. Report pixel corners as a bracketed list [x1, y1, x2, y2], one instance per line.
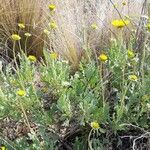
[128, 75, 138, 81]
[18, 23, 25, 29]
[25, 33, 31, 37]
[99, 54, 108, 62]
[49, 21, 57, 29]
[0, 144, 7, 150]
[50, 52, 58, 59]
[111, 19, 130, 28]
[17, 90, 26, 96]
[127, 50, 135, 58]
[91, 23, 98, 29]
[90, 121, 100, 129]
[48, 4, 56, 11]
[43, 29, 50, 35]
[28, 55, 37, 62]
[122, 2, 127, 6]
[11, 34, 21, 41]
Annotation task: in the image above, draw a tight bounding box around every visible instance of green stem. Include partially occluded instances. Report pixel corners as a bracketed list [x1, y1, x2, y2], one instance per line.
[100, 63, 105, 104]
[19, 100, 31, 130]
[117, 82, 131, 122]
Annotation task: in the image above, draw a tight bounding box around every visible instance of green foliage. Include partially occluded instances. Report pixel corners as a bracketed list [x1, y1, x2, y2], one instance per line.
[0, 39, 150, 149]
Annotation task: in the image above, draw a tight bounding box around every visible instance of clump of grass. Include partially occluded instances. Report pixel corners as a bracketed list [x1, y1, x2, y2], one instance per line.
[0, 0, 144, 67]
[0, 0, 49, 59]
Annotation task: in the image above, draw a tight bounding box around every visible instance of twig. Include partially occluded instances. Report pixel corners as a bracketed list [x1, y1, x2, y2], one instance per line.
[88, 129, 93, 150]
[120, 135, 138, 139]
[119, 123, 149, 133]
[133, 132, 150, 150]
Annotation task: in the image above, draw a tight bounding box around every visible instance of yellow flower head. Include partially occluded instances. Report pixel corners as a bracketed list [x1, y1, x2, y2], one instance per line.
[1, 144, 7, 150]
[122, 2, 127, 6]
[28, 55, 37, 62]
[111, 19, 130, 28]
[48, 4, 56, 11]
[43, 29, 50, 35]
[91, 23, 98, 29]
[90, 121, 100, 129]
[17, 90, 26, 96]
[128, 75, 138, 81]
[49, 21, 57, 29]
[11, 34, 21, 41]
[127, 50, 135, 58]
[18, 23, 25, 29]
[50, 52, 58, 59]
[99, 54, 108, 62]
[25, 33, 31, 37]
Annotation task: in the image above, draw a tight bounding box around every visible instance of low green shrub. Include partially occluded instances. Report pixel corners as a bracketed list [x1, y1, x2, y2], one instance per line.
[0, 35, 149, 149]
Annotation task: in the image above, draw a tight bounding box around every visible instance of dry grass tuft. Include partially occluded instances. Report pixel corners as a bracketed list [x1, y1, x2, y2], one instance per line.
[0, 0, 49, 59]
[0, 0, 145, 65]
